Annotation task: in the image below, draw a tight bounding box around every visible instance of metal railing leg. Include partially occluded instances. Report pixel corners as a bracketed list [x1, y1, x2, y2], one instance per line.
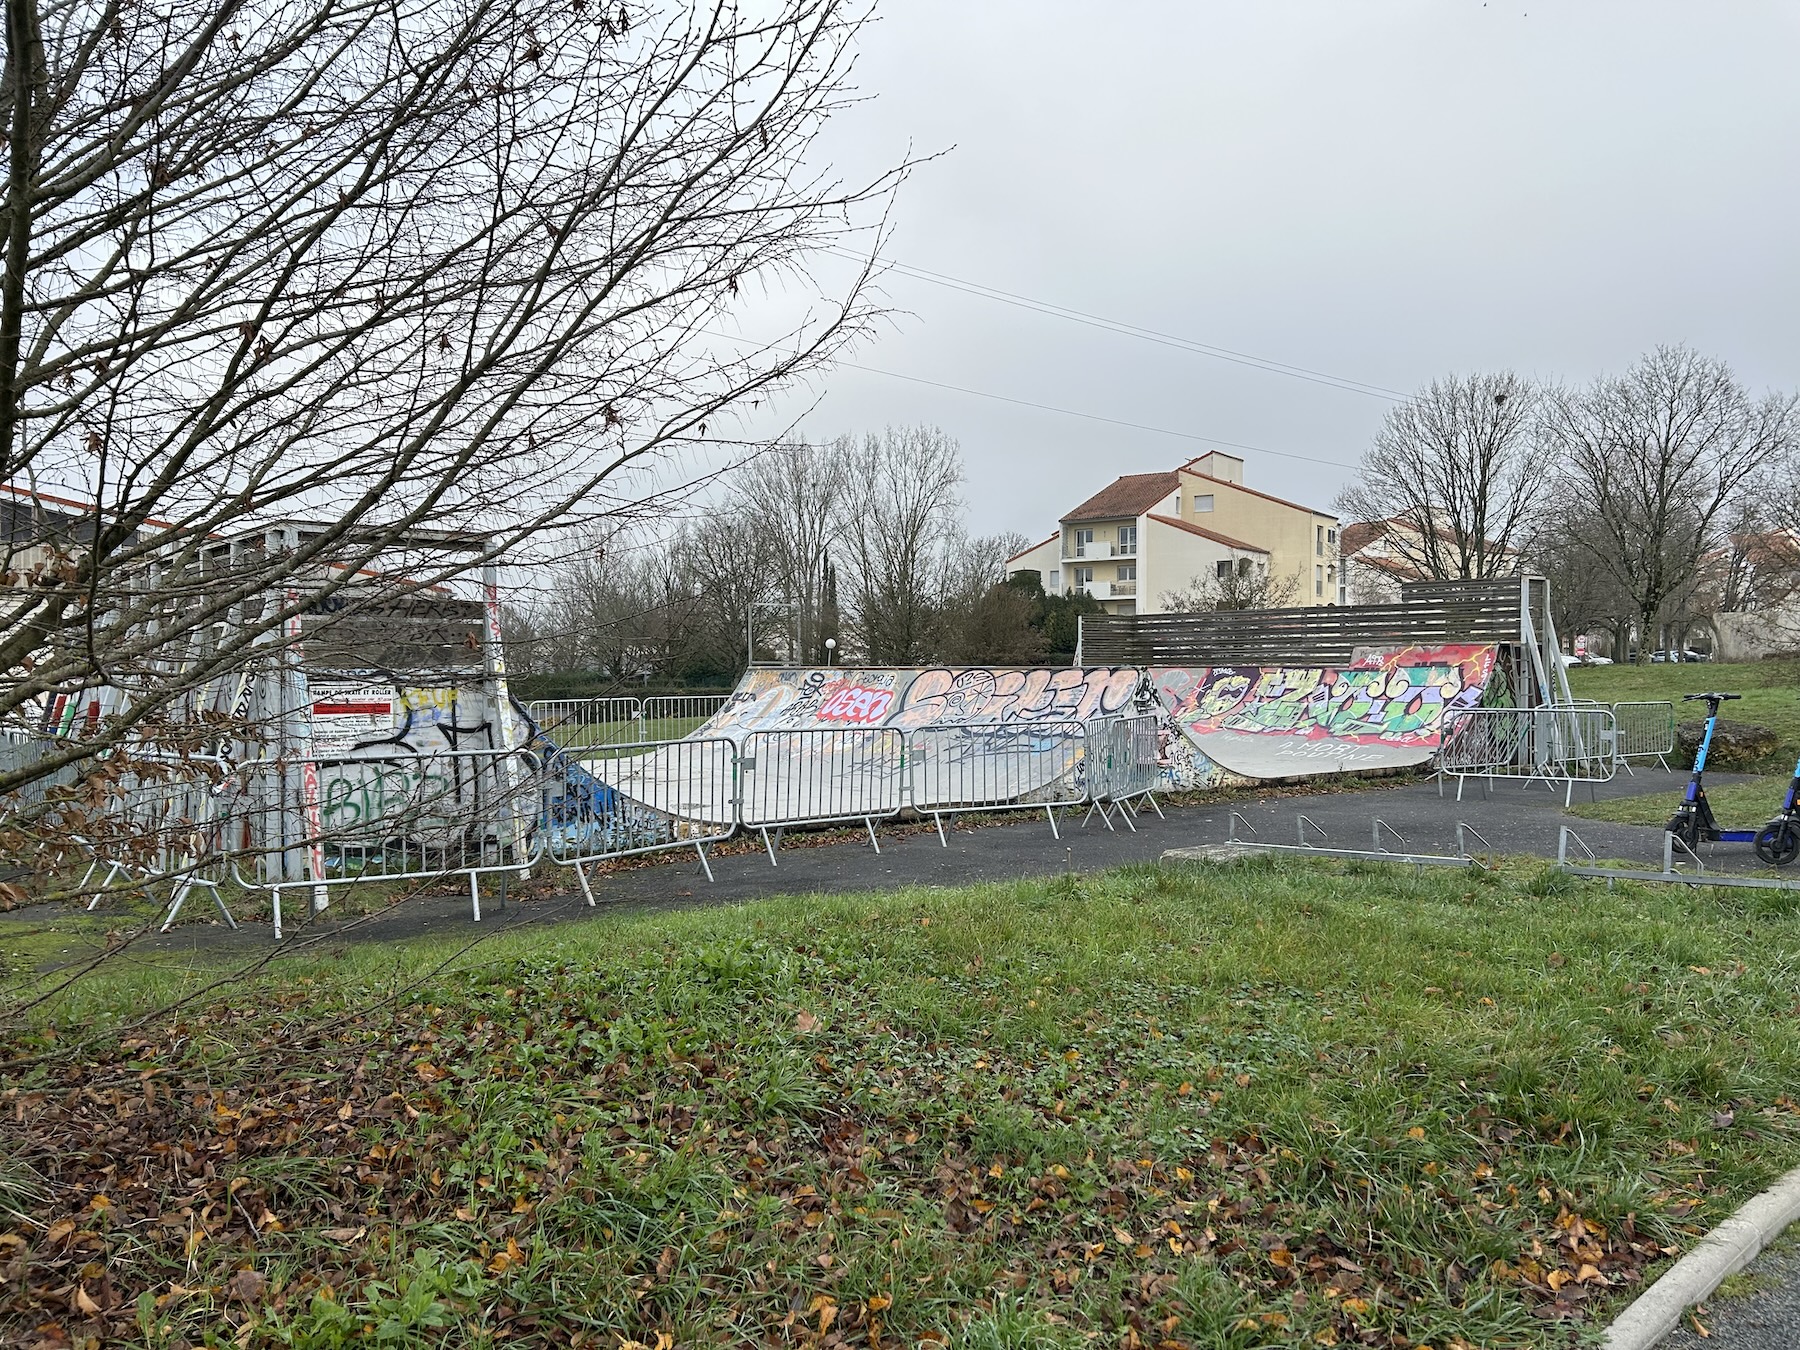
[470, 872, 482, 922]
[1045, 803, 1061, 840]
[208, 882, 238, 930]
[1142, 792, 1164, 820]
[865, 817, 881, 853]
[762, 826, 780, 866]
[159, 878, 192, 933]
[574, 861, 596, 906]
[694, 843, 714, 883]
[272, 886, 283, 941]
[934, 811, 949, 847]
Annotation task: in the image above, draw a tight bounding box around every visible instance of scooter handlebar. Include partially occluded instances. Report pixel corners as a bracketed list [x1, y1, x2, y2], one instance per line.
[1682, 692, 1742, 702]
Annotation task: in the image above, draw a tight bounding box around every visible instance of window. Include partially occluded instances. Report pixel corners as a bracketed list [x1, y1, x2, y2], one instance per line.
[1118, 524, 1137, 555]
[1072, 527, 1094, 557]
[1315, 565, 1324, 596]
[1117, 563, 1136, 581]
[1216, 559, 1234, 581]
[1327, 527, 1338, 545]
[1074, 566, 1095, 586]
[1173, 495, 1181, 515]
[1193, 494, 1214, 512]
[1316, 525, 1325, 556]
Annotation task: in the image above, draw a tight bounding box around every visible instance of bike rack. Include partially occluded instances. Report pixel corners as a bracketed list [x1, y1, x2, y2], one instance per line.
[1196, 813, 1491, 871]
[1554, 826, 1800, 893]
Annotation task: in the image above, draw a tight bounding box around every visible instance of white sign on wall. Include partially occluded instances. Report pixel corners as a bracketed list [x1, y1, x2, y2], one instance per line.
[309, 681, 397, 754]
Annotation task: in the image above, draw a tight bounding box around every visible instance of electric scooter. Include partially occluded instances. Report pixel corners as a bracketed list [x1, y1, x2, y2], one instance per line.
[1664, 692, 1800, 865]
[1753, 759, 1800, 866]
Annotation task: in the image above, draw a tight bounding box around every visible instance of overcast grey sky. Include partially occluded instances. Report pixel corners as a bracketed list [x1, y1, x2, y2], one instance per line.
[741, 1, 1800, 542]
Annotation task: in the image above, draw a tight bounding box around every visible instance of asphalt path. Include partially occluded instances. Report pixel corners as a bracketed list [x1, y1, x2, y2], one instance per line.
[18, 763, 1783, 956]
[1656, 1238, 1800, 1349]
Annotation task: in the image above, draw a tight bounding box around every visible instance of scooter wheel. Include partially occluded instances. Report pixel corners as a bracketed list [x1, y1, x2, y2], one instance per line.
[1664, 813, 1699, 849]
[1754, 820, 1800, 867]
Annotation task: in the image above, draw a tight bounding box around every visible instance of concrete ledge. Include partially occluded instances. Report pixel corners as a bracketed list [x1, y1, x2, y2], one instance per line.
[1604, 1166, 1800, 1350]
[1161, 844, 1270, 863]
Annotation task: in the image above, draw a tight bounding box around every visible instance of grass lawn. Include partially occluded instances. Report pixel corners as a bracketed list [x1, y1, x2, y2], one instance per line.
[537, 715, 715, 750]
[6, 860, 1800, 1349]
[1569, 775, 1792, 831]
[1568, 660, 1800, 771]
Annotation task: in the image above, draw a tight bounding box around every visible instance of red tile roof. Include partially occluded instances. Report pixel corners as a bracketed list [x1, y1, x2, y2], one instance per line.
[1145, 513, 1268, 554]
[1061, 472, 1179, 523]
[1178, 462, 1334, 518]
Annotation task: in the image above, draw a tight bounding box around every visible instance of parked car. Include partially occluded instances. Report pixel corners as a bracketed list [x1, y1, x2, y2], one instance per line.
[1682, 648, 1712, 663]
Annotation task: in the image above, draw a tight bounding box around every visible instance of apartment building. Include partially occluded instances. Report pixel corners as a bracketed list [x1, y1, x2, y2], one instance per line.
[1005, 452, 1341, 614]
[1339, 517, 1524, 607]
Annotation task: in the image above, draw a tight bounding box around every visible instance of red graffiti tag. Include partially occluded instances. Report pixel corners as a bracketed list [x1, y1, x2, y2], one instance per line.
[816, 684, 895, 724]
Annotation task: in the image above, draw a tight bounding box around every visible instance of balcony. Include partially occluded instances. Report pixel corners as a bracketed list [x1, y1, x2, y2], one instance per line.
[1073, 581, 1137, 600]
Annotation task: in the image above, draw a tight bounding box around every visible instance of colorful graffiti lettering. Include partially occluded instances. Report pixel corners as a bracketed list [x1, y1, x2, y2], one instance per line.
[816, 684, 896, 724]
[1151, 645, 1497, 751]
[888, 666, 1141, 730]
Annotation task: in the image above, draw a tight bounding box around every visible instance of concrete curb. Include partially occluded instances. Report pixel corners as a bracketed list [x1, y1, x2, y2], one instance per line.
[1604, 1166, 1800, 1349]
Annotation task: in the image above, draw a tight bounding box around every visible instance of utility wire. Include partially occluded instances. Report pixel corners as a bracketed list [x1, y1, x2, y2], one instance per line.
[834, 359, 1358, 471]
[701, 325, 1358, 471]
[827, 247, 1408, 402]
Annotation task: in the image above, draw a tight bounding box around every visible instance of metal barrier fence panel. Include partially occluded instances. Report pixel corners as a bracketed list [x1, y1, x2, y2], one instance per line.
[1439, 706, 1617, 805]
[525, 696, 644, 749]
[1534, 705, 1617, 781]
[231, 747, 546, 926]
[906, 719, 1087, 812]
[739, 728, 906, 830]
[541, 737, 737, 898]
[640, 694, 731, 738]
[1081, 716, 1163, 831]
[1612, 701, 1676, 762]
[1438, 707, 1533, 776]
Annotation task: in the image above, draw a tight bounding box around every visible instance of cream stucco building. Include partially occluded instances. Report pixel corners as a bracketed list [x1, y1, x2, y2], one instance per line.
[1004, 452, 1341, 615]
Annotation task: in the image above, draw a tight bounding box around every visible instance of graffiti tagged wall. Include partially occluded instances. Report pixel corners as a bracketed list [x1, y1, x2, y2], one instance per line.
[1150, 644, 1498, 779]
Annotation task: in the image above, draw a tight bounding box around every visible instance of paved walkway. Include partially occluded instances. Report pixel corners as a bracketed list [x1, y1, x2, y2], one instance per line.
[17, 764, 1781, 954]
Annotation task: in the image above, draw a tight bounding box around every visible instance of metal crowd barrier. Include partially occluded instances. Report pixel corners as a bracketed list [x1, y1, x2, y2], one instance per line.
[68, 753, 242, 931]
[905, 718, 1088, 842]
[738, 727, 906, 863]
[1083, 715, 1165, 831]
[541, 736, 737, 901]
[1610, 701, 1676, 770]
[1437, 705, 1618, 806]
[526, 693, 731, 748]
[229, 747, 546, 931]
[641, 694, 730, 735]
[38, 705, 1168, 927]
[526, 696, 644, 749]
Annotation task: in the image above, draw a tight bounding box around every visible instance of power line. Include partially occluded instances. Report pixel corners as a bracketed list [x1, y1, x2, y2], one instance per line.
[828, 248, 1408, 401]
[835, 360, 1357, 470]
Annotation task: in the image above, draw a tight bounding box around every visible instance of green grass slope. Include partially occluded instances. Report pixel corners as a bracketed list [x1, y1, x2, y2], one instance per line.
[5, 860, 1800, 1348]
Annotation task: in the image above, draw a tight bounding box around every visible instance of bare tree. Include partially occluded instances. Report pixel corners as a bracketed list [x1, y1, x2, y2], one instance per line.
[0, 0, 897, 826]
[739, 436, 845, 661]
[1336, 372, 1543, 580]
[839, 424, 962, 663]
[1539, 346, 1798, 661]
[1160, 558, 1300, 613]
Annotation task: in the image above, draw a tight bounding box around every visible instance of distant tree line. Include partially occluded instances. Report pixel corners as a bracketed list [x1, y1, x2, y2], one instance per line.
[505, 426, 1104, 687]
[1336, 345, 1800, 661]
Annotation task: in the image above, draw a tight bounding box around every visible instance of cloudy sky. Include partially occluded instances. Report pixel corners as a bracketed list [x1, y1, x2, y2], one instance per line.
[741, 1, 1800, 544]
